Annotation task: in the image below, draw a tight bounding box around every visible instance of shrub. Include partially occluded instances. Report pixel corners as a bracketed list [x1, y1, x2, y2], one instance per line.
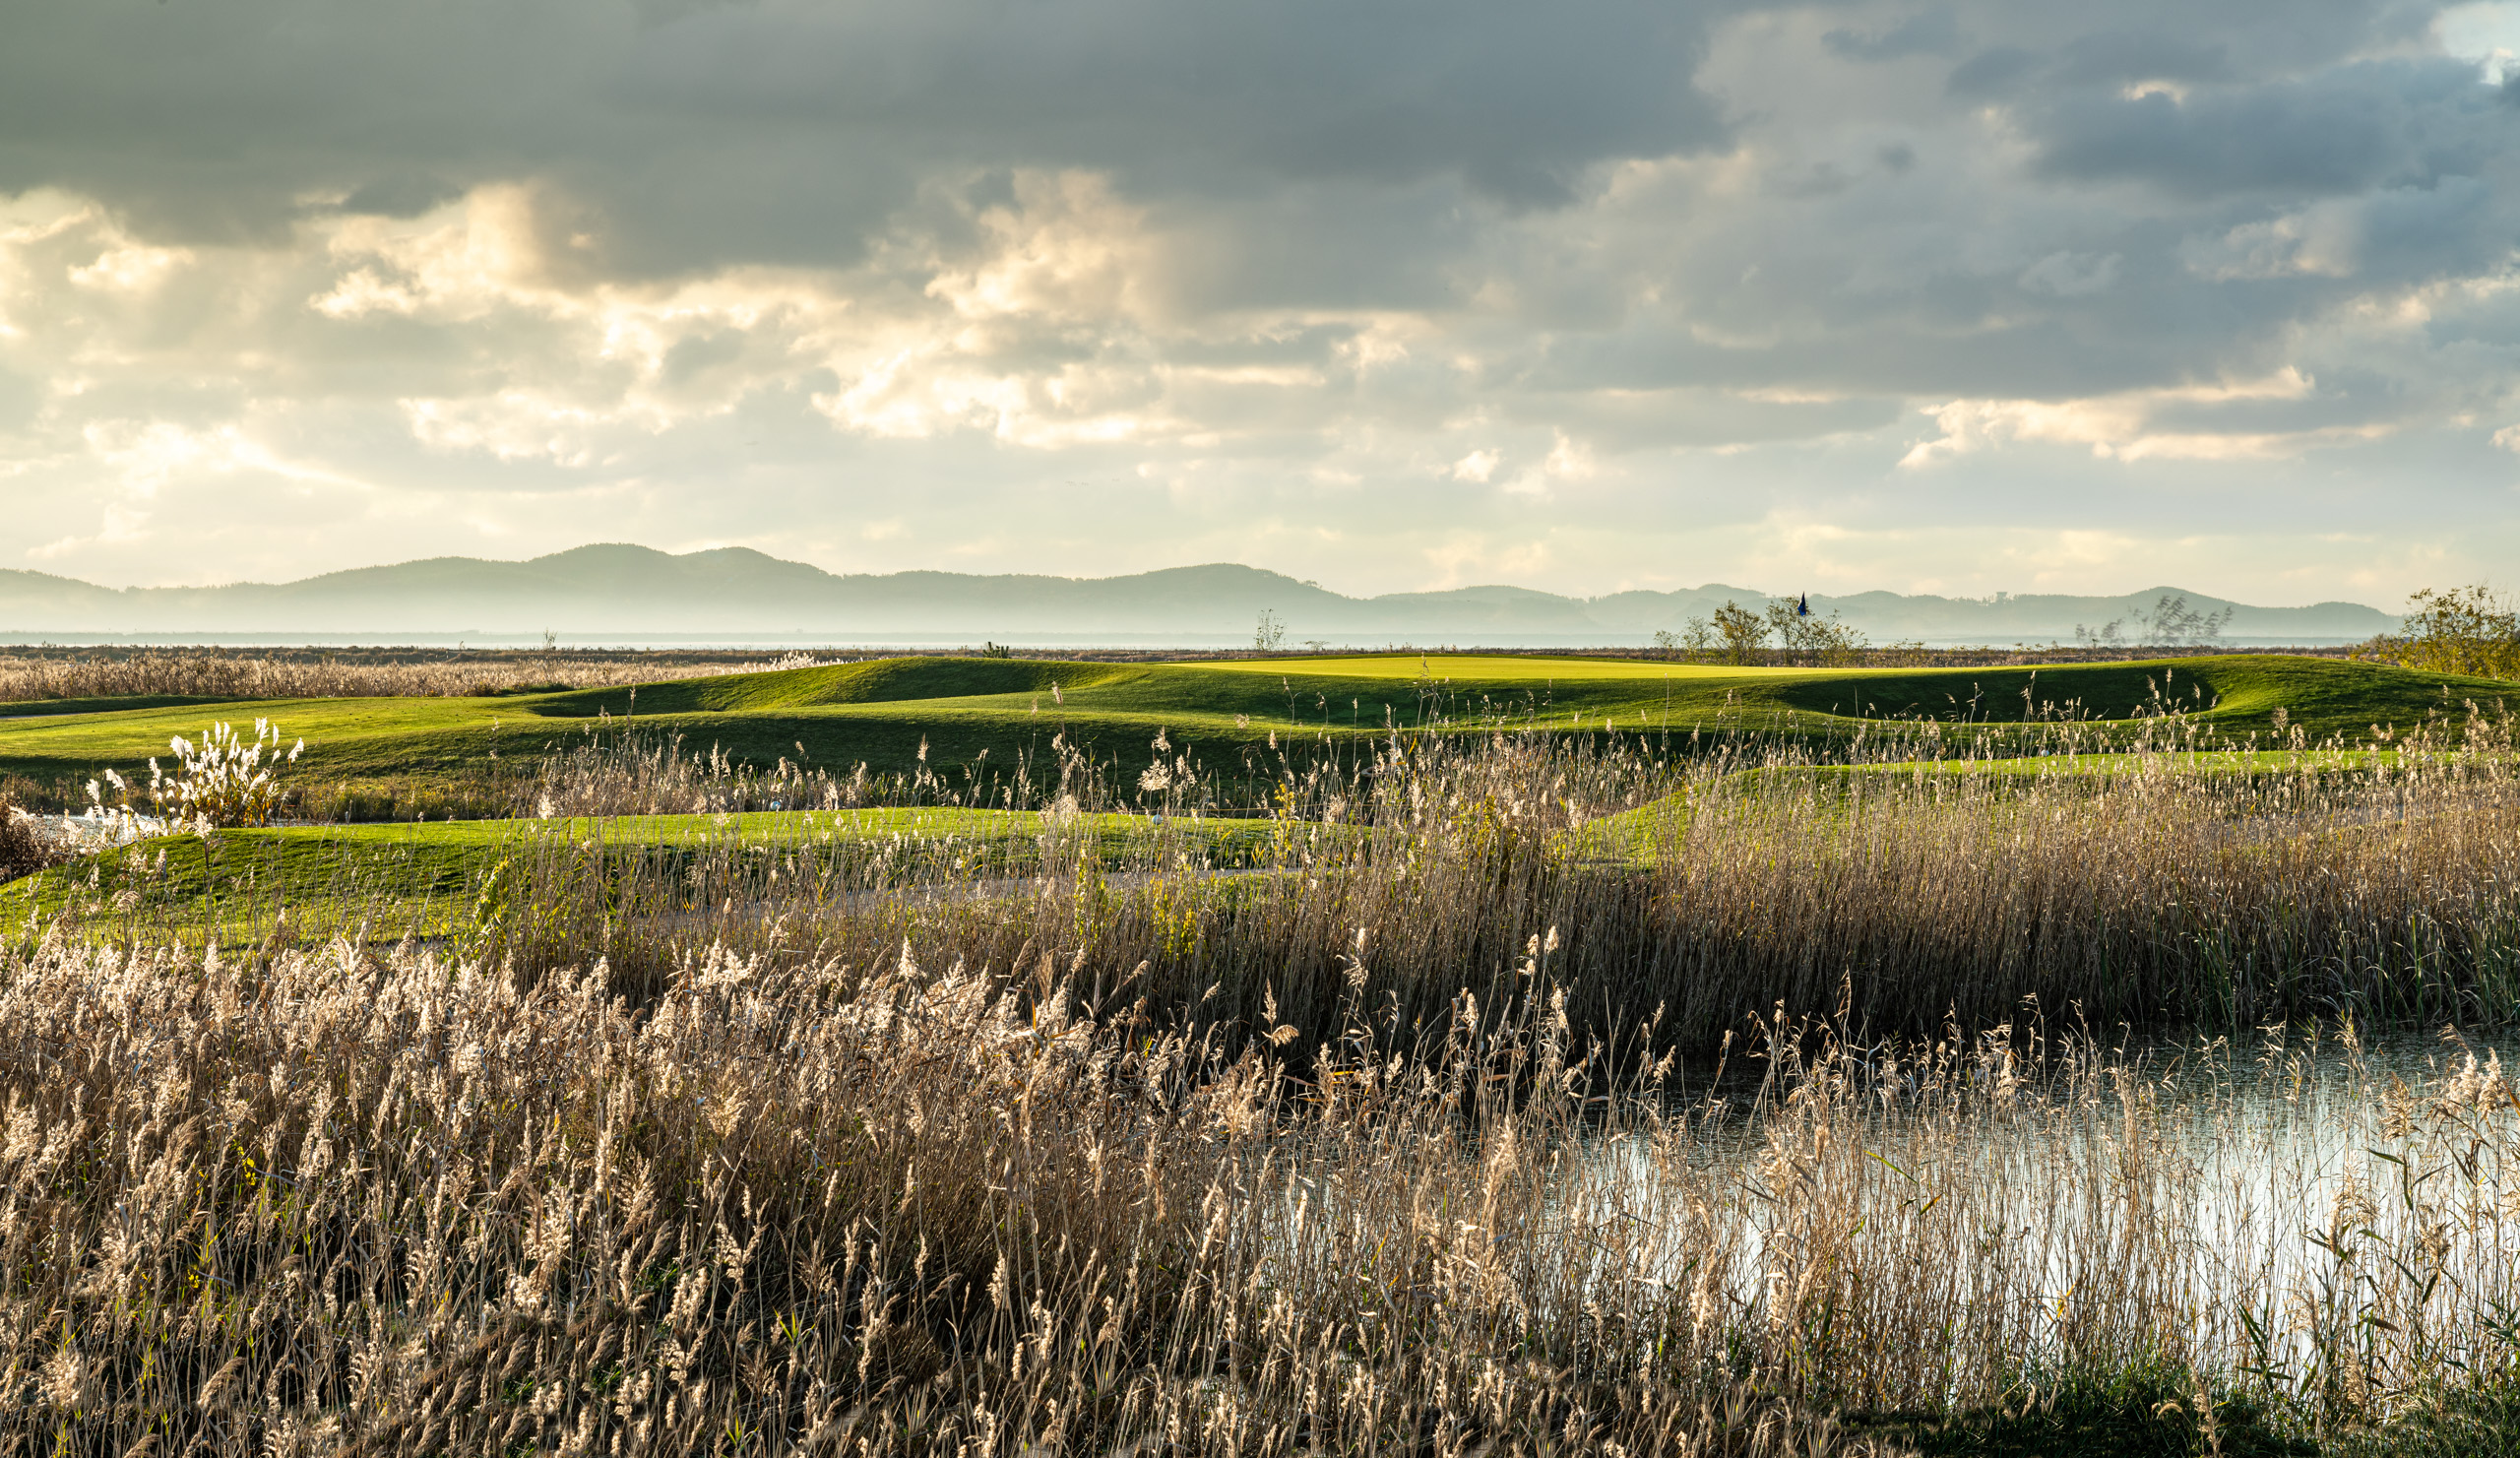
[1711, 599, 1766, 665]
[0, 797, 68, 882]
[1767, 597, 1869, 666]
[2362, 584, 2520, 681]
[139, 719, 305, 828]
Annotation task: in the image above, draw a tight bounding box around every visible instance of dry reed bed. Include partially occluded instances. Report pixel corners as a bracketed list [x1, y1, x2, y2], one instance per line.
[1637, 754, 2520, 1036]
[2, 931, 2513, 1454]
[453, 735, 2520, 1049]
[0, 652, 815, 704]
[8, 738, 2520, 1451]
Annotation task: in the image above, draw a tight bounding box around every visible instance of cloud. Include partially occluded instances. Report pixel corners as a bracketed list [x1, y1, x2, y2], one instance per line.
[0, 2, 2516, 603]
[1825, 10, 1965, 62]
[0, 0, 1732, 269]
[1897, 368, 2397, 468]
[2017, 251, 2123, 296]
[2027, 62, 2468, 198]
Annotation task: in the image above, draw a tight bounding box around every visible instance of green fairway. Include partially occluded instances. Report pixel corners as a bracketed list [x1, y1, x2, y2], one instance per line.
[0, 652, 2506, 812]
[0, 804, 1280, 947]
[1193, 654, 1771, 682]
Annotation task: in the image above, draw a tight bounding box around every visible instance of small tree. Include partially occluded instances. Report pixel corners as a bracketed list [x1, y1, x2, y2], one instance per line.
[1650, 618, 1722, 665]
[1710, 601, 1766, 666]
[1764, 599, 1800, 661]
[2363, 585, 2520, 680]
[1254, 608, 1287, 653]
[2134, 593, 2234, 649]
[1805, 611, 1868, 666]
[1765, 599, 1867, 666]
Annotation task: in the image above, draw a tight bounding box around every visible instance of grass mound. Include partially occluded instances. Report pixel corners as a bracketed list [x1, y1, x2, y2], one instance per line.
[531, 655, 1138, 716]
[0, 652, 2506, 817]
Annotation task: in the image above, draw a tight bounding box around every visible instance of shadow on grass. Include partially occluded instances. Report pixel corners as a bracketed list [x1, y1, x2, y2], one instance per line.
[1853, 1369, 2311, 1457]
[2321, 1387, 2520, 1458]
[1858, 1369, 2520, 1455]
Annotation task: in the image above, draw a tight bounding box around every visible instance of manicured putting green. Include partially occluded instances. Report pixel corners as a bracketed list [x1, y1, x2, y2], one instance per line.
[1191, 655, 1829, 681]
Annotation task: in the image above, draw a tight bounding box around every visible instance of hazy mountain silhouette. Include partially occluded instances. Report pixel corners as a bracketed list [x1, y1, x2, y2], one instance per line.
[0, 545, 2396, 646]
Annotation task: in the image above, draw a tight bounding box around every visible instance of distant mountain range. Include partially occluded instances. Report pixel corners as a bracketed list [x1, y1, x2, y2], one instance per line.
[0, 545, 2398, 648]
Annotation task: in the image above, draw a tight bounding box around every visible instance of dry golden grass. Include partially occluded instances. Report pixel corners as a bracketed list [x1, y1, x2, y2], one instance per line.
[3, 928, 2514, 1454]
[0, 797, 71, 882]
[434, 722, 2520, 1049]
[0, 650, 818, 704]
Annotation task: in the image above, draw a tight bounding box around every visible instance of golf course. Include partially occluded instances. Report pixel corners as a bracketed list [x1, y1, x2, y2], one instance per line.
[0, 650, 2502, 805]
[4, 648, 2506, 957]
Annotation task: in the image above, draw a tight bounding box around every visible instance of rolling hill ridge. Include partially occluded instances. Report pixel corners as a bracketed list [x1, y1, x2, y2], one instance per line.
[0, 545, 2397, 646]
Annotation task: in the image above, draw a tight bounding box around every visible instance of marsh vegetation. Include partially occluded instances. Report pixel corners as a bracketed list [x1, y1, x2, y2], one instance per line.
[4, 653, 2519, 1452]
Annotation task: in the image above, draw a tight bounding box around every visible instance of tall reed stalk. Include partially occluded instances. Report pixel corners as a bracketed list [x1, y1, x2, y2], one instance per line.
[2, 931, 2512, 1453]
[398, 725, 2520, 1048]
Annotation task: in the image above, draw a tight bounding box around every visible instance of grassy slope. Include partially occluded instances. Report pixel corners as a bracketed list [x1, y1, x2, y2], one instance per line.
[0, 805, 1277, 945]
[0, 654, 2505, 799]
[0, 693, 272, 720]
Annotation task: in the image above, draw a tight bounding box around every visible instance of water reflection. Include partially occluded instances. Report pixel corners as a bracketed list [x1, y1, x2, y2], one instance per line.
[1556, 1023, 2520, 1417]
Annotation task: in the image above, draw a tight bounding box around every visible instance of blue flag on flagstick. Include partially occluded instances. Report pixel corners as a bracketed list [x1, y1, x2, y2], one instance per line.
[1796, 594, 1809, 618]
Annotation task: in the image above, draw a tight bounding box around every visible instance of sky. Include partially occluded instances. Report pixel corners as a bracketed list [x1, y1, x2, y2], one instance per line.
[4, 1, 2520, 606]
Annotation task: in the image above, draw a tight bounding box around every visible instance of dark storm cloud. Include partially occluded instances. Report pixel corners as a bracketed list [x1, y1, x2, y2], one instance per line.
[1825, 10, 1964, 63]
[617, 0, 1729, 196]
[2048, 31, 2232, 88]
[1484, 5, 2520, 419]
[2030, 60, 2496, 198]
[1950, 4, 2415, 98]
[0, 0, 1732, 275]
[336, 177, 469, 221]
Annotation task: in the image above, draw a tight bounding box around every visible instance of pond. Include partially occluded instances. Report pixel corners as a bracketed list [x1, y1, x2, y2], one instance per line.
[1480, 1022, 2519, 1417]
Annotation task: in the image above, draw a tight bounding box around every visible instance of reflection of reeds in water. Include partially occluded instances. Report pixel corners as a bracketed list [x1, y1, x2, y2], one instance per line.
[3, 933, 2513, 1453]
[1608, 1021, 2520, 1440]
